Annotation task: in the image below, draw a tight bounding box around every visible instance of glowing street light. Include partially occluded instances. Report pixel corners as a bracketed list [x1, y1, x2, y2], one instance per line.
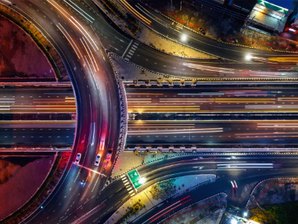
[230, 218, 238, 224]
[180, 33, 188, 42]
[244, 53, 253, 61]
[243, 211, 248, 218]
[138, 177, 147, 185]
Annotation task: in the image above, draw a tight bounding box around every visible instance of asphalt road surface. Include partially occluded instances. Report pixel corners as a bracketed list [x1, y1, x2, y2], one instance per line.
[126, 84, 298, 147]
[1, 1, 123, 223]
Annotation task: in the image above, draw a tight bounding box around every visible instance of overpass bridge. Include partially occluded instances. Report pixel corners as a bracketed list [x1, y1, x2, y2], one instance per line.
[0, 84, 76, 148]
[4, 81, 298, 150]
[125, 83, 298, 151]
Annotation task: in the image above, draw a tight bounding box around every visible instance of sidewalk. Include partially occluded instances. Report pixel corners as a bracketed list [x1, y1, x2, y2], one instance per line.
[138, 27, 214, 58]
[110, 53, 198, 81]
[111, 150, 190, 178]
[111, 151, 144, 177]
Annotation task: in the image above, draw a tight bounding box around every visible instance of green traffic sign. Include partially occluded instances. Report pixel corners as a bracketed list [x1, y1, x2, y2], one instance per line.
[127, 169, 142, 189]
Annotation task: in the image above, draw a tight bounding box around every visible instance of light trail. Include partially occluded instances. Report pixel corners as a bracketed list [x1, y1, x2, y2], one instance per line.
[82, 36, 99, 71]
[119, 0, 152, 25]
[63, 0, 95, 23]
[73, 163, 107, 177]
[217, 163, 274, 169]
[0, 120, 75, 128]
[56, 23, 84, 60]
[128, 105, 200, 113]
[71, 16, 99, 51]
[146, 195, 192, 224]
[128, 127, 223, 135]
[80, 37, 97, 72]
[48, 0, 99, 52]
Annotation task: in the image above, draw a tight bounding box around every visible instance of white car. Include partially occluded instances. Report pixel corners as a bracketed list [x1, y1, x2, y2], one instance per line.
[94, 154, 101, 166]
[75, 153, 81, 164]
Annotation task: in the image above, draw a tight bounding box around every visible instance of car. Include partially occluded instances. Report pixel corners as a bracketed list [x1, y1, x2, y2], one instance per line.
[285, 26, 298, 34]
[199, 27, 206, 35]
[106, 149, 112, 159]
[230, 180, 238, 193]
[75, 153, 81, 164]
[94, 154, 101, 166]
[103, 150, 113, 168]
[80, 179, 86, 187]
[99, 140, 105, 151]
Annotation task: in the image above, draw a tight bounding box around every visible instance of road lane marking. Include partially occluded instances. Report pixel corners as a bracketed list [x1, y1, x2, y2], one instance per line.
[122, 39, 133, 58]
[91, 176, 100, 193]
[73, 163, 107, 177]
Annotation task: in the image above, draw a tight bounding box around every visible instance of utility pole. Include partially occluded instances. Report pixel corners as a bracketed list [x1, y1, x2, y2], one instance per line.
[180, 0, 183, 11]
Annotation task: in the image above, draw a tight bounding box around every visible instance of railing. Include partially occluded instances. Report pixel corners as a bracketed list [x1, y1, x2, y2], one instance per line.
[108, 52, 129, 174]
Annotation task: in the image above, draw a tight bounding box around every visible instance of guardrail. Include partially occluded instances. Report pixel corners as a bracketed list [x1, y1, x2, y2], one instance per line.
[124, 78, 298, 87]
[0, 147, 72, 153]
[108, 52, 129, 173]
[0, 81, 72, 87]
[125, 146, 298, 154]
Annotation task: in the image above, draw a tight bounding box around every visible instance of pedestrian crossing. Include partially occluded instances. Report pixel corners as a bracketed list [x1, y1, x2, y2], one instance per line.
[121, 174, 136, 197]
[122, 40, 139, 61]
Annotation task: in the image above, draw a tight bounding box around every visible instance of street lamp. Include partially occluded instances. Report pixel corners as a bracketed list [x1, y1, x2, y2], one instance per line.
[243, 211, 248, 218]
[139, 177, 147, 185]
[230, 218, 238, 224]
[180, 33, 188, 42]
[244, 53, 253, 61]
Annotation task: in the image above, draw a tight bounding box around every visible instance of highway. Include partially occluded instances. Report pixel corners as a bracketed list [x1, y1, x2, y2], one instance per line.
[0, 87, 75, 148]
[0, 87, 75, 114]
[130, 170, 290, 224]
[68, 153, 298, 223]
[123, 0, 297, 61]
[69, 0, 298, 78]
[0, 0, 123, 223]
[127, 120, 298, 146]
[126, 84, 298, 147]
[127, 84, 298, 114]
[6, 83, 298, 148]
[0, 0, 297, 223]
[0, 127, 74, 147]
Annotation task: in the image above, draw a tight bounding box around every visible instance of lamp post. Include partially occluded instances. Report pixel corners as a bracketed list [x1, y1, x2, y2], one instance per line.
[180, 33, 188, 42]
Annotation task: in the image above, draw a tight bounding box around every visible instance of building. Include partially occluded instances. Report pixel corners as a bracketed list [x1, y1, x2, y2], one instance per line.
[244, 0, 290, 34]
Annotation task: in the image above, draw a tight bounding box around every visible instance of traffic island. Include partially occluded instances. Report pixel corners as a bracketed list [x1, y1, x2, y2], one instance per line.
[0, 156, 55, 221]
[0, 3, 70, 81]
[0, 16, 55, 80]
[246, 177, 298, 223]
[162, 193, 227, 224]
